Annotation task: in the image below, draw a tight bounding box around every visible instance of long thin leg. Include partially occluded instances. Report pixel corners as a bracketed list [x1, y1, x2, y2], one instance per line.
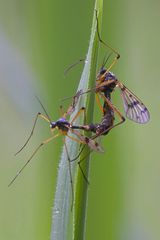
[78, 79, 116, 96]
[70, 145, 86, 163]
[95, 9, 120, 69]
[69, 129, 103, 152]
[59, 79, 116, 106]
[72, 146, 93, 185]
[63, 90, 82, 118]
[68, 143, 92, 185]
[67, 134, 84, 144]
[35, 96, 51, 121]
[15, 113, 50, 156]
[92, 93, 125, 139]
[95, 93, 104, 113]
[66, 133, 91, 191]
[63, 139, 74, 211]
[78, 160, 90, 185]
[77, 148, 94, 185]
[67, 80, 116, 114]
[70, 107, 86, 124]
[8, 133, 60, 187]
[64, 59, 85, 76]
[99, 92, 125, 120]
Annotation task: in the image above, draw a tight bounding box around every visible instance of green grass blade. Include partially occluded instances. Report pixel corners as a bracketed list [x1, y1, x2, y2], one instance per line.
[51, 0, 103, 239]
[73, 1, 103, 239]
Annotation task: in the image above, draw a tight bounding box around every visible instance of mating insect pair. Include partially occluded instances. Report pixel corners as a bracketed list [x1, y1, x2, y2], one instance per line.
[9, 10, 150, 211]
[8, 90, 104, 210]
[8, 90, 104, 187]
[65, 10, 150, 139]
[75, 68, 150, 139]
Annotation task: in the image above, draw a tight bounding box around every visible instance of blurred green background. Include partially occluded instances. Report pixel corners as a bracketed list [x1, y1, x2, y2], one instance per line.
[0, 0, 160, 239]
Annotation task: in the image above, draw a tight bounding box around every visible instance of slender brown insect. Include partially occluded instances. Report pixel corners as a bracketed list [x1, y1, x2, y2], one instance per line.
[67, 10, 150, 178]
[8, 91, 103, 209]
[64, 10, 150, 131]
[78, 10, 150, 129]
[54, 10, 150, 186]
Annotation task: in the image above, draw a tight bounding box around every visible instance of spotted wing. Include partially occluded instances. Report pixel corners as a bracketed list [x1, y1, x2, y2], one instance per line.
[71, 129, 104, 152]
[66, 90, 83, 116]
[117, 82, 150, 124]
[83, 136, 104, 153]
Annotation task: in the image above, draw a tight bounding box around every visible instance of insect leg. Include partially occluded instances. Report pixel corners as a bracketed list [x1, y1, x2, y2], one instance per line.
[63, 139, 74, 211]
[71, 145, 93, 185]
[95, 93, 104, 113]
[95, 9, 120, 72]
[67, 134, 84, 144]
[8, 133, 60, 187]
[92, 93, 125, 138]
[70, 145, 86, 163]
[69, 129, 103, 152]
[15, 113, 50, 156]
[64, 59, 85, 76]
[70, 107, 86, 124]
[63, 90, 83, 118]
[67, 132, 91, 184]
[77, 161, 90, 185]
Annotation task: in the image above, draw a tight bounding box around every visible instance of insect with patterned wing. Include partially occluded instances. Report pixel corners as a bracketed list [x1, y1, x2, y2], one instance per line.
[78, 10, 150, 128]
[66, 11, 150, 172]
[64, 10, 150, 129]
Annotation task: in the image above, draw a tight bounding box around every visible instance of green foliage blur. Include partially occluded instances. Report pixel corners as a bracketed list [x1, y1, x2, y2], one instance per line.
[0, 0, 160, 239]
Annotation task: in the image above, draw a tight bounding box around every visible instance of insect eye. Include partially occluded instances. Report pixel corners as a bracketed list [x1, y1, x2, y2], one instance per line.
[99, 67, 106, 75]
[50, 122, 56, 128]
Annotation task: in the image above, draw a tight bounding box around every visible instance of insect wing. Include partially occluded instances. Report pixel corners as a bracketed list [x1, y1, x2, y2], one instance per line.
[86, 137, 104, 153]
[72, 129, 104, 152]
[117, 82, 150, 124]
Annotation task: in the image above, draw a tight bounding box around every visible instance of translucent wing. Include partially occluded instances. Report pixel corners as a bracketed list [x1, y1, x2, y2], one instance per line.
[83, 136, 104, 153]
[117, 82, 150, 124]
[70, 129, 104, 153]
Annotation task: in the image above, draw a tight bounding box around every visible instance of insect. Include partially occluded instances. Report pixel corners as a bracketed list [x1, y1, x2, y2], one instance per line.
[65, 10, 150, 172]
[70, 65, 150, 184]
[70, 59, 150, 144]
[64, 10, 150, 132]
[8, 91, 103, 208]
[77, 10, 150, 130]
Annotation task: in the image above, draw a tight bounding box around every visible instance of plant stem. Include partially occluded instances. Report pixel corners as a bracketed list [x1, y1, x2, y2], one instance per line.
[51, 0, 103, 239]
[73, 0, 103, 239]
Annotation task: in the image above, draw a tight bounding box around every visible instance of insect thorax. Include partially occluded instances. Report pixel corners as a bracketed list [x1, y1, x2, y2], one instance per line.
[97, 69, 117, 93]
[51, 118, 70, 132]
